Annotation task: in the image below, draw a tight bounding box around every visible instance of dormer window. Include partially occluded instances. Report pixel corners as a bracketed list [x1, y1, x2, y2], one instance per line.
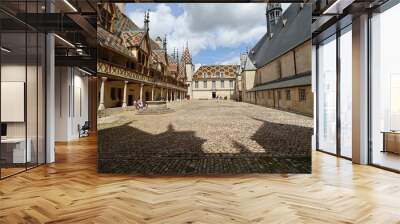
[203, 72, 208, 78]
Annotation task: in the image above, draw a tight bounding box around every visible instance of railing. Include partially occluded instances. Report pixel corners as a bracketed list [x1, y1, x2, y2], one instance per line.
[97, 60, 153, 83]
[98, 60, 188, 92]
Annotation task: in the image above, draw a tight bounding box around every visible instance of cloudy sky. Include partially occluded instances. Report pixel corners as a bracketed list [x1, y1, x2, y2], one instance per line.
[126, 3, 289, 68]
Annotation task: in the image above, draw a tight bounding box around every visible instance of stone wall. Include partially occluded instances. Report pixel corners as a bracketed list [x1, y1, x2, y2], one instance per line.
[242, 86, 313, 116]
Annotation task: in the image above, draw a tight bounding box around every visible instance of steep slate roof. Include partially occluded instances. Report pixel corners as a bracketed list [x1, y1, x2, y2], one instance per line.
[249, 73, 311, 91]
[243, 54, 256, 71]
[193, 65, 239, 79]
[249, 3, 312, 68]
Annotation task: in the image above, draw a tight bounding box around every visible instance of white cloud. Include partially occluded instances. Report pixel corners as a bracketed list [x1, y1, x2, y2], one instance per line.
[216, 55, 240, 65]
[127, 3, 290, 62]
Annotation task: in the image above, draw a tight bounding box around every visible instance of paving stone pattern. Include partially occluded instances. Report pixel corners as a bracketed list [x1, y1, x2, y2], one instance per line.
[98, 100, 313, 175]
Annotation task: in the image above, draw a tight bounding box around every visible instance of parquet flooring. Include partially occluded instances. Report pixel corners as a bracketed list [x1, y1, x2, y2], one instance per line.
[1, 135, 400, 223]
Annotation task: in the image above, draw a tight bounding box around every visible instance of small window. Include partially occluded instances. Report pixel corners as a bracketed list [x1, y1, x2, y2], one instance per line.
[221, 80, 224, 88]
[195, 81, 199, 88]
[299, 88, 306, 102]
[229, 80, 234, 88]
[220, 72, 224, 78]
[203, 81, 207, 88]
[286, 89, 291, 100]
[203, 72, 208, 78]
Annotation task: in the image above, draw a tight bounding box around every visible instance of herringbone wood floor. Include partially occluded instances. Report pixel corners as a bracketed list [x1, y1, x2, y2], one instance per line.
[1, 135, 400, 224]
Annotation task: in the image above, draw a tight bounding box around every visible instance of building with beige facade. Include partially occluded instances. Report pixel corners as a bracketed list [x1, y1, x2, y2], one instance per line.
[240, 3, 313, 116]
[192, 65, 239, 100]
[97, 3, 192, 111]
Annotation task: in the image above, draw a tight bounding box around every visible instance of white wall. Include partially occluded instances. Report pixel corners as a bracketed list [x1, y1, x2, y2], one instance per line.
[55, 67, 89, 141]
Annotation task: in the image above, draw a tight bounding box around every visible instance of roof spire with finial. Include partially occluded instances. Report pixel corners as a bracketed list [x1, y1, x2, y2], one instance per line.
[163, 34, 167, 51]
[144, 10, 150, 32]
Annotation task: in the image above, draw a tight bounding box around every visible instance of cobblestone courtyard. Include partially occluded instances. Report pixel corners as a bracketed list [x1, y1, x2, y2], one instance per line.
[98, 100, 313, 175]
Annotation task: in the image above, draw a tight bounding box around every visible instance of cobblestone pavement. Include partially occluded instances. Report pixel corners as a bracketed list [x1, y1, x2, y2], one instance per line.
[98, 100, 313, 175]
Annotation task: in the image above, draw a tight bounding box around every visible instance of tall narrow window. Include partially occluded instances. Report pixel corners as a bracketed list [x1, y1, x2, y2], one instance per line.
[203, 81, 207, 88]
[317, 35, 337, 154]
[371, 4, 400, 171]
[221, 80, 224, 88]
[299, 89, 306, 102]
[195, 81, 199, 88]
[286, 89, 291, 100]
[340, 26, 352, 158]
[229, 80, 233, 88]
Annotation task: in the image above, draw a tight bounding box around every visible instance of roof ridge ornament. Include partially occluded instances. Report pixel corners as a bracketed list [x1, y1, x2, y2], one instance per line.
[163, 34, 167, 51]
[144, 10, 150, 33]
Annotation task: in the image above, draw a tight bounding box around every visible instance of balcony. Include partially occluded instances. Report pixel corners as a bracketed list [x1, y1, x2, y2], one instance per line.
[98, 60, 188, 92]
[97, 60, 153, 84]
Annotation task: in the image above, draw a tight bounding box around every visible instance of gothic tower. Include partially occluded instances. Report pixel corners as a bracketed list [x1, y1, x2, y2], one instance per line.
[181, 42, 194, 99]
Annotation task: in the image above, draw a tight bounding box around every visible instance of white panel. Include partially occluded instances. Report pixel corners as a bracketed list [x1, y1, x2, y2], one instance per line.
[1, 82, 25, 122]
[390, 74, 400, 130]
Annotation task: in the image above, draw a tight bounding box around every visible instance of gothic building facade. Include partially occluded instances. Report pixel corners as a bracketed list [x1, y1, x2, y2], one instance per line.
[97, 3, 193, 110]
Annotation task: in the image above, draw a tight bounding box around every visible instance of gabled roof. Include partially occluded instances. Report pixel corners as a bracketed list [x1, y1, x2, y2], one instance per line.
[121, 30, 146, 47]
[249, 4, 312, 68]
[243, 54, 256, 71]
[152, 49, 167, 65]
[150, 39, 161, 50]
[98, 26, 134, 58]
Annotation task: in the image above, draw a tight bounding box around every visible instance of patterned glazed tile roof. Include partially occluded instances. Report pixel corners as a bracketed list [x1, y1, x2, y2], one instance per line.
[98, 26, 134, 58]
[193, 65, 239, 80]
[178, 60, 186, 79]
[181, 47, 192, 64]
[121, 30, 146, 47]
[169, 63, 178, 73]
[152, 49, 167, 65]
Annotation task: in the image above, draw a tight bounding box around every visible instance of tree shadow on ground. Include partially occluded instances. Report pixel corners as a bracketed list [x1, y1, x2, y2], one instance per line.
[98, 119, 313, 176]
